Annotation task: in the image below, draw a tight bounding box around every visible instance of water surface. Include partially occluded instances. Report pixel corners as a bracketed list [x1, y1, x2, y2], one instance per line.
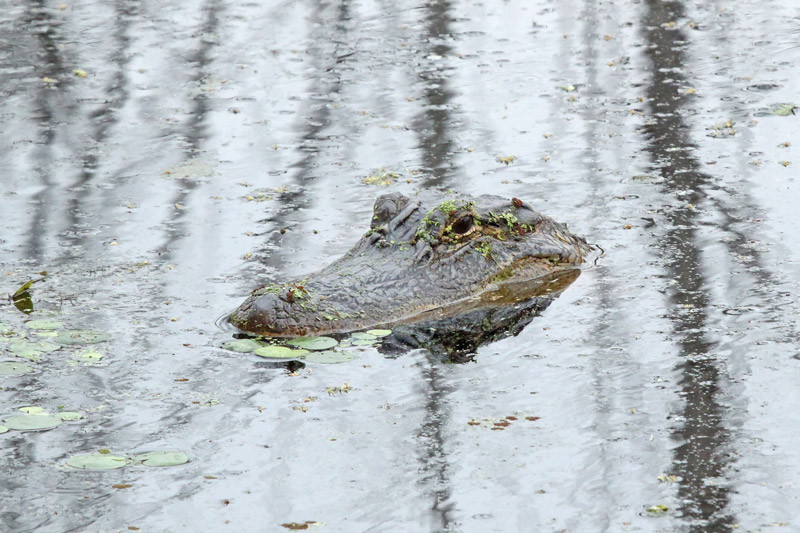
[2, 0, 800, 531]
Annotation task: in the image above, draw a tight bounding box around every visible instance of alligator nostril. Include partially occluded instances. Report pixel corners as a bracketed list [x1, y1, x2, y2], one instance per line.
[414, 242, 434, 264]
[368, 226, 386, 244]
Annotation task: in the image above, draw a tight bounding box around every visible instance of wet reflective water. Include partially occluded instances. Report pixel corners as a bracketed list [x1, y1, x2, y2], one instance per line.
[2, 0, 800, 531]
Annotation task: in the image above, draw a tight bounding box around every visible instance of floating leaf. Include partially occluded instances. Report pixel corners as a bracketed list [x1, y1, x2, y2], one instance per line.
[134, 451, 189, 467]
[58, 412, 83, 421]
[0, 362, 34, 376]
[350, 332, 377, 341]
[25, 319, 63, 330]
[351, 339, 377, 346]
[9, 340, 60, 360]
[52, 330, 110, 345]
[67, 453, 128, 470]
[253, 346, 308, 359]
[302, 351, 354, 364]
[0, 425, 7, 434]
[73, 349, 103, 362]
[11, 341, 60, 352]
[0, 322, 17, 336]
[646, 504, 669, 516]
[19, 406, 45, 414]
[12, 292, 33, 314]
[772, 103, 797, 116]
[286, 336, 338, 351]
[12, 280, 33, 299]
[221, 338, 265, 353]
[3, 414, 62, 431]
[365, 329, 391, 337]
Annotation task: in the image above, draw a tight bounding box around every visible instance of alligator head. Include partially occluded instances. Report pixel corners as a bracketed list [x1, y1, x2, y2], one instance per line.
[229, 192, 592, 351]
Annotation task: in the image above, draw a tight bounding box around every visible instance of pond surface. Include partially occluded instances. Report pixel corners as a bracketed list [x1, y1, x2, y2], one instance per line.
[2, 0, 800, 531]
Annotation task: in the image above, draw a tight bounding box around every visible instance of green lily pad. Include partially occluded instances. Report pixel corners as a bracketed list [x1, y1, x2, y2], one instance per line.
[366, 329, 391, 337]
[0, 425, 7, 434]
[302, 350, 354, 364]
[253, 345, 308, 359]
[19, 406, 45, 414]
[286, 336, 338, 351]
[52, 330, 111, 345]
[3, 414, 62, 431]
[351, 339, 377, 346]
[25, 319, 63, 330]
[350, 332, 377, 340]
[58, 412, 83, 421]
[0, 362, 34, 376]
[9, 340, 60, 360]
[134, 451, 189, 467]
[67, 453, 129, 470]
[222, 338, 265, 353]
[73, 349, 103, 362]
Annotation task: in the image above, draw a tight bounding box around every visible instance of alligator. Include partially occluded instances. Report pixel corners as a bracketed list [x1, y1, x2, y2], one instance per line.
[229, 192, 592, 356]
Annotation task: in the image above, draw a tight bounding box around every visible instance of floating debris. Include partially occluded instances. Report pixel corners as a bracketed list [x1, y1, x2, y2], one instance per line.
[646, 504, 669, 517]
[362, 168, 399, 186]
[772, 103, 797, 116]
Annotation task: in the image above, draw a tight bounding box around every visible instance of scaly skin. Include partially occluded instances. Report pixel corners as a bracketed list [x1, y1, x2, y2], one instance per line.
[229, 192, 591, 337]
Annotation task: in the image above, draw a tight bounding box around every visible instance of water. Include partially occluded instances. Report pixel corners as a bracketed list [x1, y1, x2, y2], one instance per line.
[1, 0, 800, 531]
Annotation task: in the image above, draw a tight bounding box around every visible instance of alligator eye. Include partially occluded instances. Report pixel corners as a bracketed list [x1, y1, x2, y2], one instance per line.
[451, 215, 474, 235]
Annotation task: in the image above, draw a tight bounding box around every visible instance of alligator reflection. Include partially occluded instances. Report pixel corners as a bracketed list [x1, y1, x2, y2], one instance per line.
[643, 0, 734, 528]
[402, 4, 457, 529]
[383, 269, 581, 362]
